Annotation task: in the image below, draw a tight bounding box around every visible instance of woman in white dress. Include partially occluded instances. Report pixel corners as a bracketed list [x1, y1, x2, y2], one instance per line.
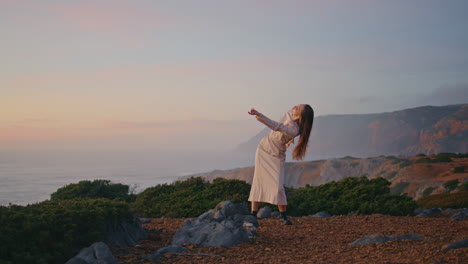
[248, 104, 314, 225]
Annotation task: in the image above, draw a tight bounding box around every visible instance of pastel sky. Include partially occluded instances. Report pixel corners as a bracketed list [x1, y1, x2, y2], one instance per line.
[2, 0, 468, 151]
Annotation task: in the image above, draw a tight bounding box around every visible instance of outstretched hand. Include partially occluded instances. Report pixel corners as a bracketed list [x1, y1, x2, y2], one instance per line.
[248, 108, 260, 116]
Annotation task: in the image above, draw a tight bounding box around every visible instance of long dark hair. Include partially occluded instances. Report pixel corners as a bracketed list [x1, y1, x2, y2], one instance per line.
[293, 104, 314, 160]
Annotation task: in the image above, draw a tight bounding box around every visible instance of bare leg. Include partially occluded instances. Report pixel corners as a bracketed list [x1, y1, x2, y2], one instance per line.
[278, 204, 287, 212]
[251, 201, 260, 212]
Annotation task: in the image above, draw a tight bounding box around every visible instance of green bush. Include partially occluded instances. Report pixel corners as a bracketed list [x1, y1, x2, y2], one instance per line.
[415, 157, 433, 164]
[458, 181, 468, 191]
[417, 191, 468, 209]
[416, 153, 426, 157]
[287, 177, 417, 216]
[422, 187, 435, 198]
[133, 177, 251, 218]
[434, 153, 452, 163]
[453, 166, 465, 173]
[390, 182, 410, 194]
[51, 180, 135, 202]
[444, 180, 460, 192]
[0, 199, 134, 264]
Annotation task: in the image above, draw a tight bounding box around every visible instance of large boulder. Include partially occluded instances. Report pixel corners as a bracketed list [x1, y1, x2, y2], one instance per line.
[172, 201, 258, 247]
[103, 218, 147, 247]
[65, 242, 117, 264]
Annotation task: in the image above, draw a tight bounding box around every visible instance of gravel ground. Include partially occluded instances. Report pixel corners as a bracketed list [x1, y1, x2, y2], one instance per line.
[111, 215, 467, 264]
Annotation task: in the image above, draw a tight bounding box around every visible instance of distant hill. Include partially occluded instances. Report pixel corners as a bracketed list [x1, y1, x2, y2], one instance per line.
[185, 153, 468, 200]
[237, 104, 468, 160]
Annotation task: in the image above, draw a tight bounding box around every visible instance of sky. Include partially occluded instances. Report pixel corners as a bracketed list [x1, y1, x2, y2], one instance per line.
[1, 0, 468, 152]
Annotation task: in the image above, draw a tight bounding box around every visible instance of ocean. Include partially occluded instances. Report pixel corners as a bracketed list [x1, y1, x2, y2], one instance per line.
[0, 149, 253, 206]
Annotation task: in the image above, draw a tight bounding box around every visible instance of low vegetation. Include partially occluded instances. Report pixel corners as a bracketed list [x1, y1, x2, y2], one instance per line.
[51, 179, 135, 202]
[417, 191, 468, 209]
[133, 177, 251, 218]
[0, 199, 134, 264]
[287, 177, 417, 216]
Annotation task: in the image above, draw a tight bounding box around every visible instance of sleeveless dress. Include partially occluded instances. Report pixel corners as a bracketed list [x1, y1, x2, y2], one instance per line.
[248, 111, 300, 205]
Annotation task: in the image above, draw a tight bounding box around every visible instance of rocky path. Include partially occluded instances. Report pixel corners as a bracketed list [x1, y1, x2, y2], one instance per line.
[111, 215, 467, 264]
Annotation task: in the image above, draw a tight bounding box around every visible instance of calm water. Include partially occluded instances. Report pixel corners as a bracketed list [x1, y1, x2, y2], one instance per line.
[0, 149, 253, 206]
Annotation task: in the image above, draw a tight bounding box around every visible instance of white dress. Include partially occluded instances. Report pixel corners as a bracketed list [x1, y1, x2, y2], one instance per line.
[248, 111, 300, 205]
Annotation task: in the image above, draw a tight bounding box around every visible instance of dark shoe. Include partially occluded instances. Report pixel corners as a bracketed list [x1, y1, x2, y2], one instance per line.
[280, 218, 292, 225]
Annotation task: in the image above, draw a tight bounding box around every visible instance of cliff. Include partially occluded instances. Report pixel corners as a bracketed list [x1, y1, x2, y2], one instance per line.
[237, 104, 468, 160]
[187, 154, 468, 200]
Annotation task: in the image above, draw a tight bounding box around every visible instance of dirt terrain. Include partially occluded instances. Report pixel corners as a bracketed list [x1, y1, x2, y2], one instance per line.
[111, 215, 467, 264]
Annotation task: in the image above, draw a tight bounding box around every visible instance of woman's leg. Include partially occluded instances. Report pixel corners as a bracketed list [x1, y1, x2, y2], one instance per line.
[251, 201, 260, 218]
[278, 204, 292, 225]
[278, 205, 286, 212]
[251, 201, 259, 212]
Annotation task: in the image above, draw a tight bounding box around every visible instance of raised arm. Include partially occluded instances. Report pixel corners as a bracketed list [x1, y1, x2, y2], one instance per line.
[248, 108, 299, 137]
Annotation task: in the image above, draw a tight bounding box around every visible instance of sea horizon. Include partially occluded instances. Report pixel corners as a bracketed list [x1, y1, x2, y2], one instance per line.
[0, 148, 255, 206]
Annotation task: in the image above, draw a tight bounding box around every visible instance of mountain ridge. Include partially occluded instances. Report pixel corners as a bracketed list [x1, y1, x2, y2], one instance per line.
[236, 104, 468, 160]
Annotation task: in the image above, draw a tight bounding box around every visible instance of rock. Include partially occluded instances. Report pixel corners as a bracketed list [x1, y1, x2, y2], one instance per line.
[257, 206, 272, 219]
[103, 218, 147, 247]
[443, 239, 468, 250]
[350, 233, 425, 245]
[310, 211, 331, 218]
[172, 201, 258, 247]
[415, 208, 442, 217]
[138, 217, 152, 223]
[350, 233, 392, 245]
[451, 212, 466, 221]
[65, 242, 117, 264]
[148, 245, 187, 260]
[270, 211, 281, 218]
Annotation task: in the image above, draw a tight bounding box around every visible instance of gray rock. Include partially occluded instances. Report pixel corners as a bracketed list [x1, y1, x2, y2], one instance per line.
[257, 206, 272, 219]
[443, 239, 468, 250]
[65, 242, 117, 264]
[415, 208, 442, 217]
[172, 201, 258, 247]
[104, 218, 147, 247]
[350, 233, 426, 245]
[138, 217, 151, 223]
[451, 212, 466, 221]
[350, 233, 392, 245]
[270, 211, 281, 218]
[310, 211, 331, 218]
[148, 245, 187, 260]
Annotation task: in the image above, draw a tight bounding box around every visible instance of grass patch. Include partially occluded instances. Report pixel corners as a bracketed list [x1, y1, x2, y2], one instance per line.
[417, 191, 468, 209]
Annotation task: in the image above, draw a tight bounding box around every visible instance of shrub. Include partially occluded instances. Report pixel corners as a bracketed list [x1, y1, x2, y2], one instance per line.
[417, 191, 468, 209]
[416, 153, 426, 157]
[422, 187, 435, 198]
[51, 180, 135, 202]
[434, 153, 453, 163]
[453, 166, 465, 173]
[444, 180, 460, 192]
[399, 159, 412, 168]
[459, 181, 468, 191]
[415, 157, 433, 164]
[0, 199, 133, 264]
[390, 182, 410, 194]
[287, 177, 417, 216]
[133, 177, 251, 218]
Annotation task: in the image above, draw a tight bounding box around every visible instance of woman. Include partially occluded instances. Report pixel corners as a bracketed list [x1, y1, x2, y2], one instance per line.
[248, 104, 314, 225]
